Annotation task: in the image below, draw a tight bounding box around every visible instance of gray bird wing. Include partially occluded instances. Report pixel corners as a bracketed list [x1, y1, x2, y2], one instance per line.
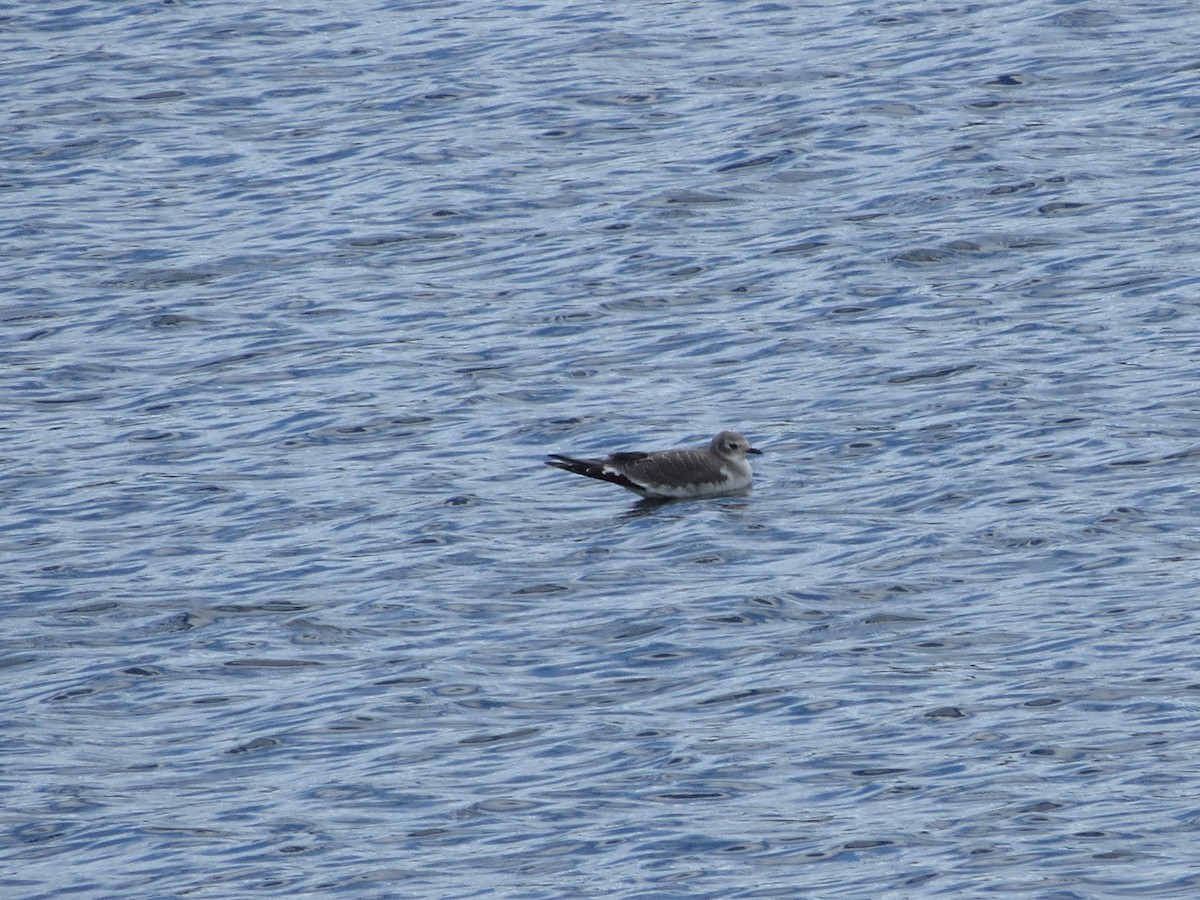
[614, 448, 726, 490]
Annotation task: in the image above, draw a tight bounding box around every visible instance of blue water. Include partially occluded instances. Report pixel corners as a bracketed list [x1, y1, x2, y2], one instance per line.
[4, 1, 1200, 896]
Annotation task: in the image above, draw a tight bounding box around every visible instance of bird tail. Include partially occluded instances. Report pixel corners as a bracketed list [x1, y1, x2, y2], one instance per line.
[545, 454, 606, 479]
[545, 455, 644, 493]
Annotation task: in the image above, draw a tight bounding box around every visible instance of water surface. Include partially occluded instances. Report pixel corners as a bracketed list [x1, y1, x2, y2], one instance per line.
[4, 1, 1200, 896]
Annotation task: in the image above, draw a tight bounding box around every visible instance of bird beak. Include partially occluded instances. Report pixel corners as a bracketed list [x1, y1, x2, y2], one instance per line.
[747, 447, 763, 455]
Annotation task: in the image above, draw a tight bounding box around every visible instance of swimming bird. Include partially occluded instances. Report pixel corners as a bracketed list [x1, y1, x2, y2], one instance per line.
[545, 430, 763, 499]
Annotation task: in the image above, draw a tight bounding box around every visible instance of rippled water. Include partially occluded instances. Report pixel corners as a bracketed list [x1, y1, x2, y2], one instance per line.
[5, 1, 1200, 896]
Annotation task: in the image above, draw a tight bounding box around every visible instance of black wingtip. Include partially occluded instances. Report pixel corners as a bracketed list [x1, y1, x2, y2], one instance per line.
[543, 453, 646, 495]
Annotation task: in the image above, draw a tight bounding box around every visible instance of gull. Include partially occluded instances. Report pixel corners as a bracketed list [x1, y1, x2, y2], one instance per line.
[545, 430, 763, 499]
